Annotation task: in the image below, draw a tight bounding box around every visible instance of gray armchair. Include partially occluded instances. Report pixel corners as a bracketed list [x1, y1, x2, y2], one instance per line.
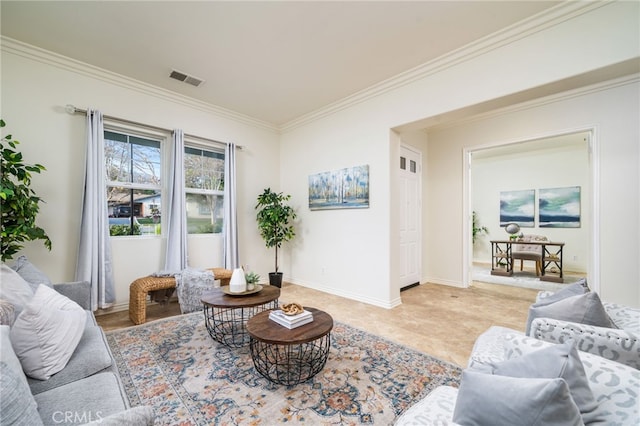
[511, 234, 548, 275]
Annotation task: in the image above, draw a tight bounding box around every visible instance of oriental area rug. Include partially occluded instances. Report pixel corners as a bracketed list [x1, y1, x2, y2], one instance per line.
[106, 312, 461, 425]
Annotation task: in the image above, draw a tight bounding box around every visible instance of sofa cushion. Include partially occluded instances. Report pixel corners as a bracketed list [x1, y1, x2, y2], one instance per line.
[10, 285, 86, 380]
[526, 291, 615, 335]
[0, 264, 34, 317]
[10, 255, 53, 291]
[452, 370, 582, 426]
[488, 339, 602, 424]
[0, 326, 43, 426]
[34, 372, 128, 425]
[28, 326, 114, 394]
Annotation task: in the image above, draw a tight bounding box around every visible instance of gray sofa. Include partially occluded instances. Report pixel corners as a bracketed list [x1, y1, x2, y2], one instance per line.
[0, 257, 155, 425]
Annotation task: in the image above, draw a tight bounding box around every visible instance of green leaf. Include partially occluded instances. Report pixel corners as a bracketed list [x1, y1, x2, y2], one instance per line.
[0, 119, 51, 261]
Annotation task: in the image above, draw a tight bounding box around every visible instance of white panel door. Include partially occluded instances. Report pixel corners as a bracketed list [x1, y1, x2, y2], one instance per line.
[399, 145, 421, 289]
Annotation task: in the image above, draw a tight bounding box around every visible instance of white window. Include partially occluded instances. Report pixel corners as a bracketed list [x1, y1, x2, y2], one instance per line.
[104, 130, 162, 236]
[184, 145, 225, 234]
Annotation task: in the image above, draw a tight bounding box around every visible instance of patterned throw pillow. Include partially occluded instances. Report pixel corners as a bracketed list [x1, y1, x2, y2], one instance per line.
[0, 300, 16, 327]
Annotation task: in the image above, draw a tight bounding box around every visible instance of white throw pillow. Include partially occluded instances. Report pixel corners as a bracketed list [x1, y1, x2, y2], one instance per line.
[0, 264, 35, 316]
[10, 284, 86, 380]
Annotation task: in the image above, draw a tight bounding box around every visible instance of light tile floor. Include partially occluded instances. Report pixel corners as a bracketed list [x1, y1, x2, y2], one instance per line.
[97, 280, 538, 367]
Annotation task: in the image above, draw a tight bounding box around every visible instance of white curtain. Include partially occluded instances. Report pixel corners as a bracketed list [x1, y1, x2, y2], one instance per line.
[223, 143, 239, 269]
[164, 129, 188, 271]
[75, 109, 115, 311]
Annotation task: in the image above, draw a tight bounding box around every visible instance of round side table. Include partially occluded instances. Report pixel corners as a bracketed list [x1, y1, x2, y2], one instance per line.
[201, 285, 280, 348]
[246, 307, 333, 385]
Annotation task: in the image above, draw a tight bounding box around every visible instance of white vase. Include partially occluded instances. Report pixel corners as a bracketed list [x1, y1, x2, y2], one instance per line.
[229, 268, 247, 293]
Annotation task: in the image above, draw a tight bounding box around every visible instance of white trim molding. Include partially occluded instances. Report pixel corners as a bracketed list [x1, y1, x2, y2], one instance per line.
[280, 1, 610, 132]
[1, 36, 279, 133]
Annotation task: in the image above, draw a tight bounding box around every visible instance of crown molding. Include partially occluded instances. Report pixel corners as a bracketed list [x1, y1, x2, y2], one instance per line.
[428, 72, 640, 133]
[0, 1, 615, 135]
[1, 36, 279, 133]
[280, 1, 610, 133]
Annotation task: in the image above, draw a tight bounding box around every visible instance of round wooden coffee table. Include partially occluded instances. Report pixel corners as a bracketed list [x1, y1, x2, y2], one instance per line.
[246, 307, 333, 385]
[201, 285, 280, 348]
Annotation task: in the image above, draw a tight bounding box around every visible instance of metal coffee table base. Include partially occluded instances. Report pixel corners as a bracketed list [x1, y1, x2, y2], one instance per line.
[250, 333, 331, 385]
[204, 302, 278, 348]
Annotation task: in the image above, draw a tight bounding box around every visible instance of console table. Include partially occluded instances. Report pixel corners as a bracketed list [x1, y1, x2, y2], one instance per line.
[490, 240, 565, 283]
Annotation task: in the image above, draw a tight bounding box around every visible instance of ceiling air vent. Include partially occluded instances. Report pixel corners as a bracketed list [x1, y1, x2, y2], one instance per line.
[169, 69, 204, 87]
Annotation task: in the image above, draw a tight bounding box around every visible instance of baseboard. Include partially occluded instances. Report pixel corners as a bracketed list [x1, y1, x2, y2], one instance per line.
[400, 282, 420, 291]
[94, 297, 178, 317]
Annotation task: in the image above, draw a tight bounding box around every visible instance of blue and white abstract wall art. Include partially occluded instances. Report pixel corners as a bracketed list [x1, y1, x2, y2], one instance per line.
[499, 189, 535, 227]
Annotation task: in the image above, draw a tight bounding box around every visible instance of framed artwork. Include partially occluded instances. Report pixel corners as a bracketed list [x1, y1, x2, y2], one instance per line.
[308, 165, 369, 210]
[500, 189, 535, 227]
[539, 186, 581, 228]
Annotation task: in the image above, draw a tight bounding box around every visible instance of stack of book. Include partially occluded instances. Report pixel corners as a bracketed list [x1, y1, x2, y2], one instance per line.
[269, 309, 313, 329]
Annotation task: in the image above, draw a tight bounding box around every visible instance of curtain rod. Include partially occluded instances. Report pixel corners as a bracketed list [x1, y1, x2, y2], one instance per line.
[65, 104, 243, 149]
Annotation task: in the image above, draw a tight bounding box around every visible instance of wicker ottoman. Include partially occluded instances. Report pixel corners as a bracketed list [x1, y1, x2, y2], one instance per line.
[128, 268, 232, 325]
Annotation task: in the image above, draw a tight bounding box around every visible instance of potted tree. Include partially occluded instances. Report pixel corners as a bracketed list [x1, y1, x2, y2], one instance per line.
[255, 188, 296, 288]
[1, 119, 51, 261]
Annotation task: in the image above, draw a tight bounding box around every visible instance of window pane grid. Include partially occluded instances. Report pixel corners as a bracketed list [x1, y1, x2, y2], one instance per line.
[103, 129, 226, 238]
[105, 130, 162, 237]
[184, 144, 225, 234]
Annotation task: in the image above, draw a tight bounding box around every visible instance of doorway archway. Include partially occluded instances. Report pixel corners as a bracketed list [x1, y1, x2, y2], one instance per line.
[463, 129, 598, 291]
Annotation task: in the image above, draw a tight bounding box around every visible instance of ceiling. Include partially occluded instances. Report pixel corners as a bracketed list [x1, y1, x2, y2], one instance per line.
[1, 1, 562, 126]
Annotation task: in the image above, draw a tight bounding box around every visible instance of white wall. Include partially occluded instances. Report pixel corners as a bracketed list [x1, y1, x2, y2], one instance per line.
[424, 79, 638, 305]
[1, 41, 281, 309]
[2, 1, 638, 310]
[280, 1, 639, 307]
[471, 135, 590, 273]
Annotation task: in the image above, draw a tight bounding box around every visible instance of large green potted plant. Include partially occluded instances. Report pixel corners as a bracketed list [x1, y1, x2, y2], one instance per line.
[255, 188, 296, 288]
[0, 119, 51, 261]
